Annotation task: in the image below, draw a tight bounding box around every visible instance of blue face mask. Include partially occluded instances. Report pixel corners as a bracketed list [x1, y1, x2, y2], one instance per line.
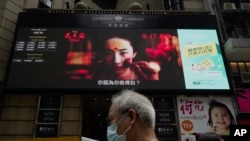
[107, 115, 131, 141]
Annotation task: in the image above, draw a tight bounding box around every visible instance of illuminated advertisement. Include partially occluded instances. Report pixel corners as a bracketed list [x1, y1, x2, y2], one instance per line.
[176, 96, 236, 141]
[178, 29, 230, 89]
[4, 11, 231, 92]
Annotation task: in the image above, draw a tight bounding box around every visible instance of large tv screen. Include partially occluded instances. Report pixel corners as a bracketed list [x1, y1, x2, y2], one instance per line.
[4, 10, 232, 93]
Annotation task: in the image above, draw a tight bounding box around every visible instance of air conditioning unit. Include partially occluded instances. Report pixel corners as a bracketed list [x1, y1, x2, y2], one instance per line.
[74, 2, 89, 9]
[223, 3, 236, 10]
[241, 3, 250, 10]
[241, 72, 250, 83]
[128, 2, 144, 10]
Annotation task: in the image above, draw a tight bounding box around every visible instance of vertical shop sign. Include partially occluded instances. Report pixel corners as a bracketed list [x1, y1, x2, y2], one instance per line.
[152, 97, 178, 141]
[35, 96, 62, 137]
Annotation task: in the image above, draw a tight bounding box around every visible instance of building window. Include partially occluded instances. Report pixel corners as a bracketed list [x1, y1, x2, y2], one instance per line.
[230, 62, 239, 73]
[164, 0, 183, 10]
[38, 0, 53, 8]
[238, 62, 247, 72]
[230, 62, 250, 74]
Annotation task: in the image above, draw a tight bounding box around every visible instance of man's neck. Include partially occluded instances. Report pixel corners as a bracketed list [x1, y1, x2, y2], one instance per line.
[127, 126, 158, 141]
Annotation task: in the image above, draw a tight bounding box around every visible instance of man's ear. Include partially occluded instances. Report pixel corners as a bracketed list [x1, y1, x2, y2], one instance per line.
[128, 109, 137, 125]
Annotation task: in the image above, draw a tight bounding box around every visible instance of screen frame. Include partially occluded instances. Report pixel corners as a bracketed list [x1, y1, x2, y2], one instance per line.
[3, 10, 234, 95]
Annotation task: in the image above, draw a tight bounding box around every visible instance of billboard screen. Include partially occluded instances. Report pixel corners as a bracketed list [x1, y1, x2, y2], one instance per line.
[4, 11, 232, 93]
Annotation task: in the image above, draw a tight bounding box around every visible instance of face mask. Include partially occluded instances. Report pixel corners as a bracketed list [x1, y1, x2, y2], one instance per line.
[107, 114, 131, 141]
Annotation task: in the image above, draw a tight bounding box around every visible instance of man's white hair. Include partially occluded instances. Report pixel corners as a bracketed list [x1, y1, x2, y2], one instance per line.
[111, 89, 156, 128]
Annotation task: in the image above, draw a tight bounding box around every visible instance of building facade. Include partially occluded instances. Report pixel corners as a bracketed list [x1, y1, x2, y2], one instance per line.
[0, 0, 249, 140]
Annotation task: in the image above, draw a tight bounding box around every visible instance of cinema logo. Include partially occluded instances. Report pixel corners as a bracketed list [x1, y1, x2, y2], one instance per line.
[92, 15, 144, 22]
[230, 125, 250, 140]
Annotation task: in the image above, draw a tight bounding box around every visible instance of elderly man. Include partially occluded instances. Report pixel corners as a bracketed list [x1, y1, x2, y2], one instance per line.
[106, 89, 159, 141]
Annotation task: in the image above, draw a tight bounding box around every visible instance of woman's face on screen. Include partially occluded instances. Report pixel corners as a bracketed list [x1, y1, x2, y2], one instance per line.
[104, 37, 136, 73]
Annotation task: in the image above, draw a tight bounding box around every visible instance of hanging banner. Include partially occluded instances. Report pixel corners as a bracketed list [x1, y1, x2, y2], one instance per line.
[176, 96, 237, 141]
[236, 89, 250, 113]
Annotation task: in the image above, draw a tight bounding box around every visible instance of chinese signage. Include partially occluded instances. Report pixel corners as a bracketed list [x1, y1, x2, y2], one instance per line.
[178, 29, 230, 89]
[176, 96, 236, 141]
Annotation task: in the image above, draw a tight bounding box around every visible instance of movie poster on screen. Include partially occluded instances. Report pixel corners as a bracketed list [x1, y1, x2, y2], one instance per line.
[176, 96, 236, 141]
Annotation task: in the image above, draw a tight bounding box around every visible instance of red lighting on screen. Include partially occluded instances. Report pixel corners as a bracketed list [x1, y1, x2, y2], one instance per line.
[64, 31, 85, 42]
[141, 33, 172, 40]
[141, 33, 158, 39]
[145, 33, 179, 63]
[141, 33, 147, 39]
[159, 34, 172, 40]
